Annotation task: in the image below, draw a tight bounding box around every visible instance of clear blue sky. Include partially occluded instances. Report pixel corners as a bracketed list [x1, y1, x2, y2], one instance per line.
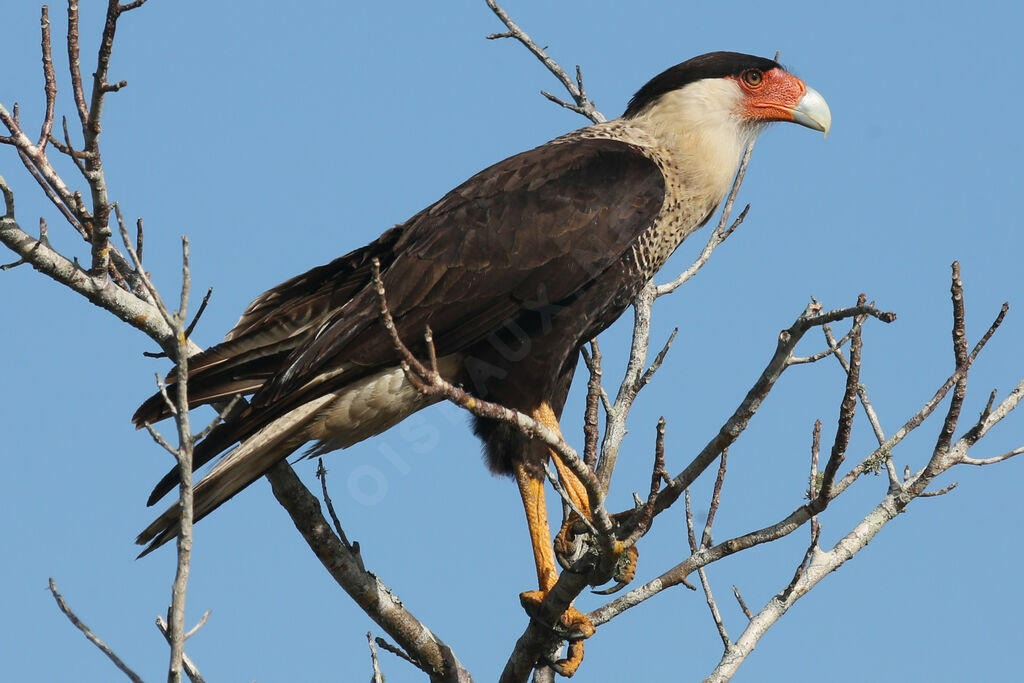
[2, 1, 1022, 681]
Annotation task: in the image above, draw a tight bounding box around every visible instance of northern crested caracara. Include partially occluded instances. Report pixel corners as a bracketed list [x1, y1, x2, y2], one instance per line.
[134, 51, 829, 673]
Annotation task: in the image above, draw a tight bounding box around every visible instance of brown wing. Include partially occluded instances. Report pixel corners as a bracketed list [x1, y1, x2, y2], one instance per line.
[131, 227, 403, 426]
[141, 134, 665, 506]
[263, 135, 666, 403]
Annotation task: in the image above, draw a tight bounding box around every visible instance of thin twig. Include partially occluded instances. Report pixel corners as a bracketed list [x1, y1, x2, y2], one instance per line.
[582, 340, 603, 470]
[654, 300, 895, 517]
[934, 262, 969, 456]
[580, 341, 612, 414]
[685, 489, 697, 553]
[0, 174, 14, 217]
[154, 372, 178, 418]
[962, 446, 1024, 466]
[791, 313, 859, 364]
[37, 6, 58, 150]
[817, 298, 864, 503]
[540, 90, 594, 119]
[637, 328, 678, 390]
[12, 145, 88, 238]
[596, 283, 657, 493]
[656, 142, 755, 297]
[809, 420, 822, 540]
[144, 422, 178, 455]
[59, 115, 90, 175]
[67, 1, 89, 124]
[833, 298, 1009, 495]
[484, 0, 605, 123]
[619, 418, 668, 547]
[919, 482, 959, 497]
[732, 585, 753, 620]
[368, 632, 385, 683]
[135, 216, 144, 267]
[685, 490, 729, 647]
[315, 458, 359, 556]
[698, 567, 730, 649]
[781, 523, 821, 601]
[375, 636, 428, 674]
[193, 394, 242, 443]
[702, 450, 728, 548]
[822, 322, 893, 464]
[118, 197, 197, 683]
[183, 610, 211, 640]
[166, 236, 195, 683]
[543, 463, 598, 537]
[155, 616, 206, 683]
[48, 578, 144, 683]
[183, 287, 213, 339]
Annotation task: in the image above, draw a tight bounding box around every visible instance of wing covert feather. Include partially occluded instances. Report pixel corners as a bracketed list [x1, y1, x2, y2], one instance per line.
[266, 136, 665, 403]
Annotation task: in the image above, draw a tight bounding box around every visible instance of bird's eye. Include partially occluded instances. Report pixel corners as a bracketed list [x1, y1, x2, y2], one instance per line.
[742, 70, 763, 87]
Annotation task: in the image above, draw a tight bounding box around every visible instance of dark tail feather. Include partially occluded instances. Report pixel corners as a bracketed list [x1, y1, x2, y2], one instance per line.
[132, 381, 260, 428]
[145, 401, 255, 506]
[131, 340, 301, 428]
[135, 394, 334, 557]
[147, 428, 236, 506]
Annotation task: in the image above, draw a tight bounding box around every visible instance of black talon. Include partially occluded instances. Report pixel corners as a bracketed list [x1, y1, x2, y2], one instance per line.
[591, 579, 630, 596]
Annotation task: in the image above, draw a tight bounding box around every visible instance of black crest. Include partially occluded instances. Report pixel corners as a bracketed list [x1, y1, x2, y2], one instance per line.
[623, 52, 781, 119]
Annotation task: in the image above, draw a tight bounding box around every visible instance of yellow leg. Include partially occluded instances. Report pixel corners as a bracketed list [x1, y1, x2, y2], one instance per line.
[535, 403, 639, 617]
[512, 403, 596, 677]
[534, 402, 591, 518]
[513, 460, 560, 593]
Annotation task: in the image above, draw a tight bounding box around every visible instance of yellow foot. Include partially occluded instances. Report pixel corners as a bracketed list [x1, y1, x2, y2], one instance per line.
[520, 589, 595, 677]
[554, 513, 641, 594]
[614, 545, 639, 585]
[553, 514, 588, 569]
[553, 641, 584, 678]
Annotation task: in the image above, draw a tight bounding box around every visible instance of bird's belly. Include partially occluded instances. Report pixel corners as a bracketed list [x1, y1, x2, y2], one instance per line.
[306, 354, 462, 454]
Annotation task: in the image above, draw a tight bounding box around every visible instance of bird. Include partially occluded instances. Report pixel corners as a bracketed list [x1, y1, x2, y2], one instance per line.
[133, 51, 830, 674]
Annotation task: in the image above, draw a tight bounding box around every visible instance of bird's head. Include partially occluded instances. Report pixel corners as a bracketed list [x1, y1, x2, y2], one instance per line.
[623, 51, 831, 138]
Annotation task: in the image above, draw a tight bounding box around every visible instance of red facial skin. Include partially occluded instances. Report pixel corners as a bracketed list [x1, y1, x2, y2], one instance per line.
[731, 67, 808, 123]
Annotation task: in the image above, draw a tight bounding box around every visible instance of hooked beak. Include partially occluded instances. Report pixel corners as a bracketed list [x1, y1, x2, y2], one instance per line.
[791, 85, 831, 138]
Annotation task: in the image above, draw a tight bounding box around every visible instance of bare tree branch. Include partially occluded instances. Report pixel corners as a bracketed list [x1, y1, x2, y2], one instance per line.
[652, 300, 895, 517]
[822, 321, 900, 486]
[265, 462, 473, 683]
[919, 482, 959, 497]
[934, 262, 970, 456]
[581, 340, 603, 470]
[962, 446, 1024, 466]
[686, 490, 730, 648]
[155, 617, 207, 683]
[115, 200, 196, 682]
[48, 578, 143, 683]
[183, 610, 211, 640]
[368, 632, 385, 683]
[484, 0, 604, 123]
[817, 298, 863, 502]
[315, 458, 362, 565]
[732, 585, 753, 621]
[37, 6, 57, 151]
[656, 145, 755, 297]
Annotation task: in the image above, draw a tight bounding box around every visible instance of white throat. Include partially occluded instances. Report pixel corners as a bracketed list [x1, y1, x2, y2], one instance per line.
[628, 78, 763, 202]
